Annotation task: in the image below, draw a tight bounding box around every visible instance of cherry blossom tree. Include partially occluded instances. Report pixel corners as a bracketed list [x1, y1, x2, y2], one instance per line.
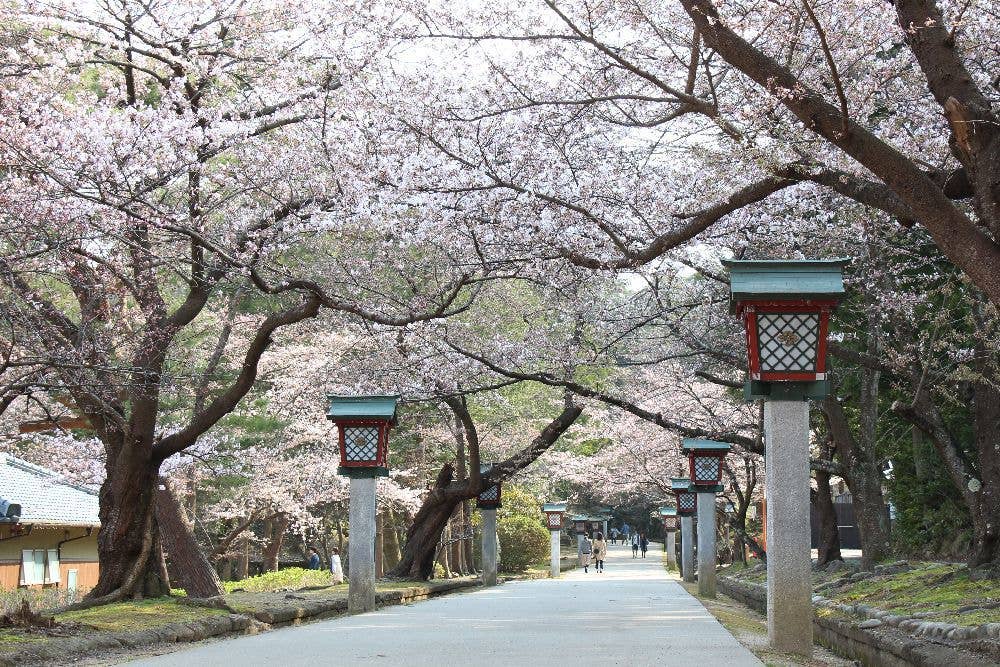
[362, 0, 1000, 304]
[0, 0, 484, 605]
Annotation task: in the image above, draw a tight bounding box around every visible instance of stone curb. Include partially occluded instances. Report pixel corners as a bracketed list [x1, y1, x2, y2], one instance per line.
[717, 576, 1000, 667]
[0, 613, 257, 667]
[245, 578, 483, 625]
[1, 580, 479, 665]
[3, 561, 579, 666]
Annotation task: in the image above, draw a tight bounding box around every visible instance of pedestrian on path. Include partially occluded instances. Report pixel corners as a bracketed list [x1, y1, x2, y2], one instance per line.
[580, 534, 593, 573]
[610, 527, 619, 545]
[592, 532, 607, 573]
[307, 547, 321, 570]
[639, 532, 649, 558]
[330, 547, 344, 584]
[631, 531, 639, 558]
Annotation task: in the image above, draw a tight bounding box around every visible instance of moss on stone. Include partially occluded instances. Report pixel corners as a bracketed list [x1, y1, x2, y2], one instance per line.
[55, 597, 226, 632]
[826, 562, 999, 624]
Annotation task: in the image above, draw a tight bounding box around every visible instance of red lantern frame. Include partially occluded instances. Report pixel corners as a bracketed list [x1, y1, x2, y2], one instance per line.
[662, 515, 678, 531]
[674, 489, 696, 515]
[335, 418, 392, 469]
[545, 512, 563, 530]
[688, 452, 727, 486]
[738, 300, 835, 382]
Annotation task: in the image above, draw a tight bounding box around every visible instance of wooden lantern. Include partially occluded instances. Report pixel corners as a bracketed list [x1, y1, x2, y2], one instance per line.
[326, 395, 398, 477]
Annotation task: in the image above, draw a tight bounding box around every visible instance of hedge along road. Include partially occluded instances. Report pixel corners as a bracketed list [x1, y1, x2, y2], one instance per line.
[129, 542, 762, 666]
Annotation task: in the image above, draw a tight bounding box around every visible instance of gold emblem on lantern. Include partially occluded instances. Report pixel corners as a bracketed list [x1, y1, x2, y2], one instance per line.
[776, 330, 800, 347]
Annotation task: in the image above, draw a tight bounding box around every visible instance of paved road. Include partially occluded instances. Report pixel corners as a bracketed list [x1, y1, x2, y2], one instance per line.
[130, 542, 761, 666]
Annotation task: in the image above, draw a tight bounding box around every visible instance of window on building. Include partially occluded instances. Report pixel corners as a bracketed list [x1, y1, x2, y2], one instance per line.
[20, 549, 60, 585]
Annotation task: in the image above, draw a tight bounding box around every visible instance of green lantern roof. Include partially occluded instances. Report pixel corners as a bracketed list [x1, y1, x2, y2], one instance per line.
[658, 507, 677, 517]
[542, 502, 568, 513]
[671, 478, 692, 492]
[326, 395, 399, 423]
[721, 259, 848, 313]
[681, 439, 732, 453]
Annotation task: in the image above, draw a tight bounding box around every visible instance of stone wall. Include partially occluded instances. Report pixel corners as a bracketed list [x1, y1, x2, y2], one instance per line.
[717, 576, 999, 667]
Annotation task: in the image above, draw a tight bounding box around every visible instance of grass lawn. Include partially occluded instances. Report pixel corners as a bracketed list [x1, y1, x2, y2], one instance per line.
[223, 567, 338, 593]
[0, 631, 40, 646]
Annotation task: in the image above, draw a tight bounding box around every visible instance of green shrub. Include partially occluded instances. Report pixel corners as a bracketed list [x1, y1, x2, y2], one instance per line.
[223, 567, 334, 593]
[497, 514, 549, 573]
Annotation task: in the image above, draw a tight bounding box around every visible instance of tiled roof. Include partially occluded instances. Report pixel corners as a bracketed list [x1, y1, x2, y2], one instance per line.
[0, 454, 100, 527]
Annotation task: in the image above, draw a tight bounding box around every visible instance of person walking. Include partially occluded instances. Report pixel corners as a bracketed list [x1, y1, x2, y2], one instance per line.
[610, 527, 619, 545]
[307, 547, 321, 570]
[592, 532, 607, 573]
[330, 547, 344, 584]
[639, 532, 649, 558]
[631, 531, 639, 558]
[580, 534, 593, 573]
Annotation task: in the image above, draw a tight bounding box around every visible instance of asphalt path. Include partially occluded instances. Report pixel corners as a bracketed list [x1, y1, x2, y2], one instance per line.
[129, 541, 761, 666]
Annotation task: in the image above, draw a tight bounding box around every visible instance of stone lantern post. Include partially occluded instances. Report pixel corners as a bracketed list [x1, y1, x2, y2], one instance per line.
[327, 394, 399, 614]
[682, 439, 730, 598]
[658, 507, 678, 570]
[542, 502, 567, 578]
[672, 478, 696, 583]
[477, 464, 502, 587]
[723, 258, 846, 655]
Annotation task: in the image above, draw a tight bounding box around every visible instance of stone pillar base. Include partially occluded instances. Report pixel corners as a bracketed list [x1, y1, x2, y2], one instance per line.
[681, 516, 695, 583]
[348, 476, 376, 614]
[764, 399, 813, 656]
[482, 508, 498, 586]
[697, 492, 717, 598]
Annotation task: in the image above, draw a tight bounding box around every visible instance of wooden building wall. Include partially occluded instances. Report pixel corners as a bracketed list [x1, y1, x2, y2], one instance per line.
[0, 525, 99, 592]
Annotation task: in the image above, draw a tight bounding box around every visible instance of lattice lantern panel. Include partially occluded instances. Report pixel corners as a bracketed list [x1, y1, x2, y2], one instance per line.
[663, 517, 678, 531]
[755, 312, 820, 374]
[546, 513, 563, 530]
[692, 455, 722, 485]
[677, 493, 696, 513]
[342, 426, 380, 463]
[574, 521, 586, 534]
[479, 484, 500, 503]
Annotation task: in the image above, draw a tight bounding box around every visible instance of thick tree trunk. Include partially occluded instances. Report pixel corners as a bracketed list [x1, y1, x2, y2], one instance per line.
[262, 515, 288, 572]
[822, 381, 890, 570]
[389, 401, 582, 580]
[732, 531, 746, 564]
[388, 465, 463, 580]
[461, 501, 475, 573]
[911, 427, 932, 480]
[384, 510, 402, 569]
[971, 369, 1000, 566]
[155, 479, 224, 598]
[851, 473, 890, 569]
[89, 447, 170, 600]
[896, 385, 1000, 566]
[812, 469, 842, 566]
[375, 512, 384, 577]
[438, 522, 451, 578]
[727, 516, 766, 563]
[337, 518, 345, 558]
[239, 536, 250, 580]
